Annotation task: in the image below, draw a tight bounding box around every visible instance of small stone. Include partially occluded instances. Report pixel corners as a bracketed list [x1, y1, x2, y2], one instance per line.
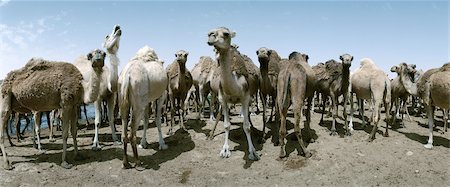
[357, 153, 365, 157]
[406, 151, 413, 156]
[415, 170, 419, 173]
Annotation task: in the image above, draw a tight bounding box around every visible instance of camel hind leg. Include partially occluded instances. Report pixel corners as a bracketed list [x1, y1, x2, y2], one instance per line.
[33, 112, 42, 151]
[107, 95, 121, 144]
[61, 107, 73, 169]
[0, 97, 12, 169]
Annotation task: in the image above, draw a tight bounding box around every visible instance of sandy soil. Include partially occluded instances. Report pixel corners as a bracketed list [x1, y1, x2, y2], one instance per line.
[0, 106, 449, 186]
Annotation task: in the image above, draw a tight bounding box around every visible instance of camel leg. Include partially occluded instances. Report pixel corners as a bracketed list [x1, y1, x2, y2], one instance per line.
[343, 92, 350, 136]
[242, 95, 260, 161]
[261, 93, 267, 141]
[267, 98, 275, 123]
[5, 122, 14, 147]
[14, 113, 22, 141]
[120, 101, 131, 169]
[359, 99, 366, 128]
[208, 105, 222, 140]
[61, 107, 73, 169]
[107, 95, 121, 144]
[139, 106, 150, 149]
[179, 96, 187, 131]
[130, 110, 143, 171]
[384, 98, 391, 137]
[0, 104, 12, 170]
[70, 106, 80, 160]
[33, 112, 42, 151]
[155, 98, 168, 150]
[83, 104, 90, 127]
[218, 94, 232, 158]
[367, 100, 381, 142]
[209, 93, 217, 122]
[305, 96, 314, 142]
[424, 105, 434, 149]
[330, 94, 338, 136]
[278, 108, 287, 158]
[320, 96, 326, 124]
[349, 93, 354, 132]
[168, 93, 176, 135]
[405, 102, 413, 122]
[92, 100, 102, 150]
[293, 104, 311, 158]
[49, 111, 56, 142]
[444, 109, 448, 133]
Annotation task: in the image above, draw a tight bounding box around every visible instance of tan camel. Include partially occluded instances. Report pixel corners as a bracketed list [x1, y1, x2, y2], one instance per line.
[207, 27, 260, 160]
[314, 54, 353, 136]
[257, 47, 281, 140]
[90, 25, 122, 150]
[415, 63, 450, 149]
[118, 46, 168, 169]
[185, 56, 216, 119]
[0, 49, 105, 170]
[277, 52, 312, 158]
[349, 58, 391, 141]
[166, 50, 193, 134]
[389, 63, 417, 127]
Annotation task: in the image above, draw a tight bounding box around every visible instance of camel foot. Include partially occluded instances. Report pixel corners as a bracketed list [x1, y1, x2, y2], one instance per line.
[248, 151, 261, 161]
[257, 138, 265, 144]
[61, 161, 73, 169]
[208, 133, 215, 140]
[166, 129, 174, 136]
[303, 151, 312, 158]
[383, 132, 389, 137]
[345, 131, 352, 136]
[114, 141, 122, 145]
[424, 144, 433, 149]
[219, 146, 231, 158]
[3, 161, 13, 170]
[49, 138, 56, 143]
[279, 149, 286, 159]
[92, 145, 102, 151]
[309, 138, 316, 143]
[329, 130, 338, 136]
[159, 143, 168, 150]
[122, 162, 132, 169]
[366, 137, 374, 142]
[134, 161, 145, 171]
[138, 142, 148, 149]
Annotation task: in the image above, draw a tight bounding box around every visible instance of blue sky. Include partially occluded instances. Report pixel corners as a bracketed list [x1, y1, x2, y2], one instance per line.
[0, 1, 448, 79]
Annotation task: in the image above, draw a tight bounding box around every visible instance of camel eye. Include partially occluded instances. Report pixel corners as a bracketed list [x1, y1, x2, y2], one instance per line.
[223, 32, 229, 37]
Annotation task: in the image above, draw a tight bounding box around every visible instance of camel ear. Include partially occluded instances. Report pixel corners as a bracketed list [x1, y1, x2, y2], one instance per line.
[305, 54, 309, 62]
[256, 50, 259, 55]
[102, 51, 106, 58]
[351, 56, 354, 61]
[105, 35, 109, 39]
[185, 52, 189, 57]
[87, 53, 93, 60]
[267, 50, 272, 56]
[340, 55, 343, 61]
[230, 31, 236, 38]
[411, 64, 416, 69]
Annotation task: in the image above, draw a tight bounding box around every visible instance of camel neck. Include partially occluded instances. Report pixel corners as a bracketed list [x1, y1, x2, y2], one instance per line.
[218, 48, 243, 95]
[342, 64, 351, 91]
[84, 70, 101, 104]
[109, 54, 119, 92]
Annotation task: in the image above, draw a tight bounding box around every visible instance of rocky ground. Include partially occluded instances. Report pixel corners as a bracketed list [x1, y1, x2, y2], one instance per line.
[0, 105, 449, 186]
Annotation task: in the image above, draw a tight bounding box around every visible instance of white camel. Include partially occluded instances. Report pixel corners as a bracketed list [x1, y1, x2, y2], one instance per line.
[91, 24, 122, 150]
[118, 46, 168, 169]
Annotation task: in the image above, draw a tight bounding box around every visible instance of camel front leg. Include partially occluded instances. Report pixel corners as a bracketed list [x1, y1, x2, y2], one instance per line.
[424, 105, 434, 149]
[330, 94, 338, 136]
[349, 93, 354, 132]
[208, 105, 222, 140]
[49, 110, 56, 142]
[70, 106, 80, 160]
[107, 95, 121, 144]
[261, 93, 267, 141]
[168, 93, 176, 135]
[92, 100, 102, 150]
[33, 112, 42, 151]
[242, 95, 260, 161]
[0, 107, 12, 170]
[219, 93, 231, 158]
[179, 96, 187, 131]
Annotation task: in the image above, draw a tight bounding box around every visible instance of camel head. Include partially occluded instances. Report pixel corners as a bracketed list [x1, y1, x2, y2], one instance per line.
[340, 54, 353, 67]
[87, 49, 106, 72]
[103, 24, 121, 54]
[207, 27, 236, 52]
[175, 50, 189, 66]
[392, 62, 418, 95]
[288, 51, 309, 63]
[256, 47, 271, 65]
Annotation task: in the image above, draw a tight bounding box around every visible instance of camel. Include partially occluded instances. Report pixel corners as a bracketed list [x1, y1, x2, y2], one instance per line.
[185, 56, 216, 119]
[90, 25, 122, 150]
[277, 52, 312, 158]
[118, 46, 168, 169]
[207, 27, 260, 160]
[413, 63, 450, 149]
[314, 54, 353, 136]
[166, 50, 193, 134]
[0, 49, 105, 170]
[389, 63, 417, 127]
[349, 58, 391, 142]
[256, 47, 282, 140]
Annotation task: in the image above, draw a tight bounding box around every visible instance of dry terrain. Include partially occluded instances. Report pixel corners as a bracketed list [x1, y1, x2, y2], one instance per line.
[0, 105, 449, 186]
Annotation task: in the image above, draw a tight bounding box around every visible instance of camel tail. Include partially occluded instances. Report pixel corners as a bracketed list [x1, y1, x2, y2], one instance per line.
[119, 72, 130, 109]
[282, 73, 291, 109]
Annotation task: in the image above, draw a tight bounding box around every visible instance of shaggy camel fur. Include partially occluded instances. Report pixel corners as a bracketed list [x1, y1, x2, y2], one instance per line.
[314, 54, 353, 136]
[207, 27, 260, 160]
[257, 47, 281, 139]
[389, 63, 417, 127]
[166, 50, 193, 134]
[277, 52, 312, 158]
[90, 25, 122, 150]
[415, 63, 450, 149]
[118, 46, 168, 169]
[0, 49, 104, 170]
[349, 58, 391, 141]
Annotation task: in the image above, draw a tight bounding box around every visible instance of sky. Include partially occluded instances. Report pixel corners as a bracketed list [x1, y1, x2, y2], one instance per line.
[0, 0, 448, 79]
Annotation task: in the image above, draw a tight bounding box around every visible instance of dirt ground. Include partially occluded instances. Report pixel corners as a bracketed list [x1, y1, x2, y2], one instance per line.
[0, 105, 449, 187]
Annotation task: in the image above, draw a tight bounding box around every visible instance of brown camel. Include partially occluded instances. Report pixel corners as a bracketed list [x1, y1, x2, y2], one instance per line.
[314, 54, 353, 136]
[0, 49, 104, 170]
[389, 63, 417, 127]
[415, 63, 450, 149]
[166, 50, 193, 134]
[277, 52, 312, 158]
[257, 47, 282, 140]
[207, 27, 260, 160]
[349, 58, 391, 142]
